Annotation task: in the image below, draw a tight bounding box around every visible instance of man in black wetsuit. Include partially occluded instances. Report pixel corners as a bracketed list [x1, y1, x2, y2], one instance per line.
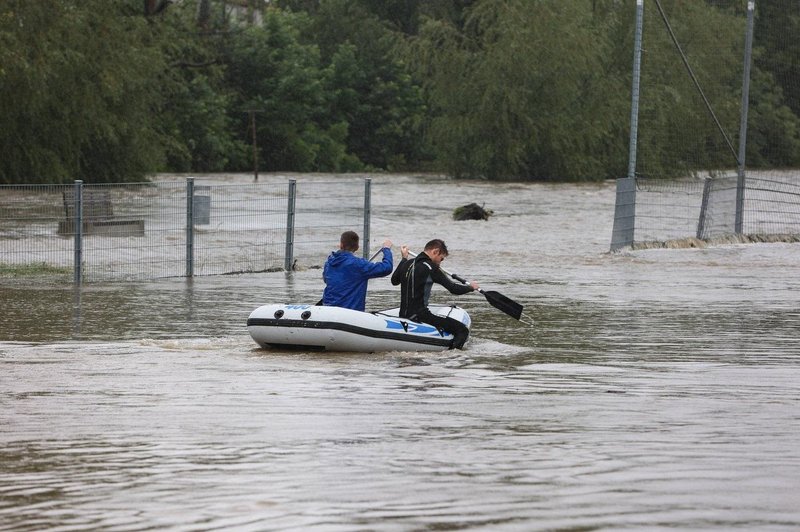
[391, 239, 479, 349]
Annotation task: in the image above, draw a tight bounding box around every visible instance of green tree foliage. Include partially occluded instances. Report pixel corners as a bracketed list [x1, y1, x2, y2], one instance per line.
[635, 0, 746, 177]
[403, 0, 800, 179]
[636, 0, 800, 175]
[1, 0, 798, 183]
[0, 1, 168, 183]
[297, 0, 427, 170]
[754, 1, 800, 117]
[748, 0, 800, 167]
[744, 66, 800, 167]
[223, 10, 354, 171]
[404, 0, 631, 180]
[151, 2, 247, 172]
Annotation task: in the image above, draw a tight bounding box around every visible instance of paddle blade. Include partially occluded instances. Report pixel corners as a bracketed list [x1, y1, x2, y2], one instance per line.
[482, 290, 523, 320]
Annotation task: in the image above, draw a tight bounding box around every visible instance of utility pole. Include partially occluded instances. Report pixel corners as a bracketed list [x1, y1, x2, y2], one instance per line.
[245, 109, 263, 181]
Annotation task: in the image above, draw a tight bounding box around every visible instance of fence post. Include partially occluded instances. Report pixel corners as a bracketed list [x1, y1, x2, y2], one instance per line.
[735, 0, 755, 235]
[186, 177, 194, 277]
[610, 0, 643, 251]
[285, 179, 296, 271]
[362, 177, 372, 259]
[73, 180, 83, 285]
[626, 0, 644, 182]
[697, 178, 713, 239]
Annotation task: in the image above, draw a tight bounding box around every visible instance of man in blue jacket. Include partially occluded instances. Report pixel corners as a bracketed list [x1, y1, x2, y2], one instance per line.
[322, 231, 393, 311]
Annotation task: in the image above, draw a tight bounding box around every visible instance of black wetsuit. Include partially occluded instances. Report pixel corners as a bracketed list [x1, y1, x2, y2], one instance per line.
[391, 251, 473, 349]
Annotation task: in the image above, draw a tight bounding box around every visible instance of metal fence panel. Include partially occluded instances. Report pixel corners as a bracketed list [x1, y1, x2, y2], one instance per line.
[0, 176, 368, 283]
[191, 181, 289, 276]
[0, 184, 74, 282]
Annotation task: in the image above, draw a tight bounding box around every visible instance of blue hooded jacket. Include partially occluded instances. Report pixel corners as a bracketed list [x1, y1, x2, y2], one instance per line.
[322, 248, 393, 311]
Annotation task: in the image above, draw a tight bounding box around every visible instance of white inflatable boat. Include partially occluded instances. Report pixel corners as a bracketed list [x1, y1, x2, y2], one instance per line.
[247, 303, 471, 352]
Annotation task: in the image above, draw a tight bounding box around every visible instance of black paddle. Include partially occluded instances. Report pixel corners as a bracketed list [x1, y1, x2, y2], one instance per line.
[448, 272, 524, 321]
[407, 251, 525, 321]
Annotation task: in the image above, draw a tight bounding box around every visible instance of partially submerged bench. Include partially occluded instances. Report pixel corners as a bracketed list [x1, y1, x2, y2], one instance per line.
[57, 189, 145, 237]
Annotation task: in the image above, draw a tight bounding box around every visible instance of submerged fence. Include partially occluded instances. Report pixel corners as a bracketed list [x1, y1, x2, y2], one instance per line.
[631, 172, 800, 246]
[0, 176, 371, 283]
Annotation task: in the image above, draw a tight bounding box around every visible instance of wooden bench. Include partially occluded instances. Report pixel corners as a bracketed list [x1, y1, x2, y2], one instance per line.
[57, 189, 145, 237]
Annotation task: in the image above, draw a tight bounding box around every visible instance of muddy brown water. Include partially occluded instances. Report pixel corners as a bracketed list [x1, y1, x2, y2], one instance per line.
[2, 175, 799, 530]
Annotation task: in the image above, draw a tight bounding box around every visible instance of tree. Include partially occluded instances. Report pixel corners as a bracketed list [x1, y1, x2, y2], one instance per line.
[633, 0, 746, 177]
[304, 0, 427, 170]
[404, 0, 630, 180]
[152, 1, 248, 172]
[634, 0, 800, 175]
[0, 1, 174, 183]
[223, 10, 353, 171]
[753, 1, 800, 119]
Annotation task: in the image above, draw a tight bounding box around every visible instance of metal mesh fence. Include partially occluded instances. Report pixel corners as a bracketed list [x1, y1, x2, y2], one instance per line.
[741, 173, 800, 237]
[80, 182, 185, 280]
[634, 178, 707, 244]
[0, 184, 75, 282]
[292, 179, 369, 269]
[634, 173, 800, 247]
[0, 176, 367, 283]
[189, 181, 287, 276]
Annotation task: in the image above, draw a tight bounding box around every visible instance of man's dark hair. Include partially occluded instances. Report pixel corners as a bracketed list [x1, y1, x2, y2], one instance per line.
[340, 231, 359, 252]
[424, 238, 448, 256]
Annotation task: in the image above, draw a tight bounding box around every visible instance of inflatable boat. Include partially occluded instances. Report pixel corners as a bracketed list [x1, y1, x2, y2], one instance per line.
[247, 303, 471, 352]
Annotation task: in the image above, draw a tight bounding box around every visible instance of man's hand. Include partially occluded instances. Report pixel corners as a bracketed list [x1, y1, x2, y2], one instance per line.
[382, 239, 393, 249]
[400, 245, 409, 259]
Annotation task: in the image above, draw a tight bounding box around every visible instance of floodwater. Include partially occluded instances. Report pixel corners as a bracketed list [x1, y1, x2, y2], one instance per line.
[2, 174, 799, 531]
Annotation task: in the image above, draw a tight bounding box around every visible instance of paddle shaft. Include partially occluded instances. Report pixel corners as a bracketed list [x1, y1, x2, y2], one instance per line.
[367, 248, 385, 262]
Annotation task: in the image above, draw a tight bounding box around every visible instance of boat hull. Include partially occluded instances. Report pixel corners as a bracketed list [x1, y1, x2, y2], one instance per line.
[247, 304, 471, 352]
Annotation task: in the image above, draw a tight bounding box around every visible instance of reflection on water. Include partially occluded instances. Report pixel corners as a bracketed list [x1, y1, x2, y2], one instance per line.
[2, 176, 800, 530]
